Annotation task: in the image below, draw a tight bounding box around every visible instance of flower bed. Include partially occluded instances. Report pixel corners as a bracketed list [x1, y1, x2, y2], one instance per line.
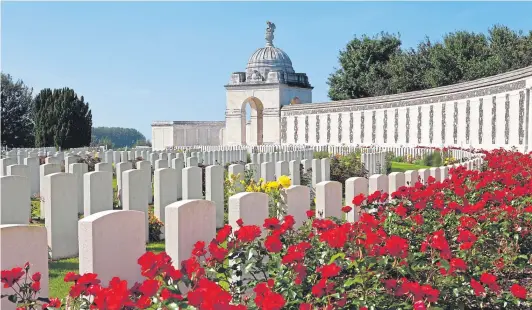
[2, 149, 531, 309]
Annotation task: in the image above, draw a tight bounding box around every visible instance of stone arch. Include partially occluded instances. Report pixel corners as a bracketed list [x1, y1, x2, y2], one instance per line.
[241, 97, 264, 145]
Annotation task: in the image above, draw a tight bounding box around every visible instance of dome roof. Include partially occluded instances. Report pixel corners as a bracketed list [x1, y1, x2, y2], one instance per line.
[246, 46, 295, 75]
[245, 21, 295, 82]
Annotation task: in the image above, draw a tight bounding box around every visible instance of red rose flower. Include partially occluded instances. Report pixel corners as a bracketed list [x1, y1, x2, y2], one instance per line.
[31, 272, 41, 282]
[263, 218, 281, 230]
[139, 279, 160, 297]
[1, 267, 25, 288]
[470, 279, 485, 296]
[510, 284, 527, 299]
[352, 194, 365, 206]
[265, 234, 283, 253]
[235, 225, 261, 243]
[216, 225, 232, 243]
[341, 206, 352, 213]
[31, 281, 41, 292]
[192, 241, 207, 256]
[318, 263, 341, 279]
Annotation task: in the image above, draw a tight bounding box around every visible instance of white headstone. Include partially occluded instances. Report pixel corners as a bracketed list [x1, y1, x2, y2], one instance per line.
[79, 210, 145, 286]
[1, 225, 49, 310]
[182, 167, 202, 200]
[0, 176, 30, 224]
[316, 181, 342, 219]
[345, 177, 368, 222]
[84, 171, 113, 217]
[206, 165, 225, 228]
[165, 200, 216, 267]
[70, 163, 88, 214]
[122, 169, 149, 242]
[43, 173, 78, 259]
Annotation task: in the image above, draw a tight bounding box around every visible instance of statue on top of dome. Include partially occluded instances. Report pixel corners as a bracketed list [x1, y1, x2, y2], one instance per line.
[265, 21, 276, 47]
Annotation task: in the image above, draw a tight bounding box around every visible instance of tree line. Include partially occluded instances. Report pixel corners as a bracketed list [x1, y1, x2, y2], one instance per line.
[91, 127, 151, 149]
[327, 25, 532, 100]
[1, 73, 148, 149]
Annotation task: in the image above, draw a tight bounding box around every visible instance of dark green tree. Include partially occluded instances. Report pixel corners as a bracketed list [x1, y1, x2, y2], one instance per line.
[1, 73, 34, 147]
[328, 25, 532, 100]
[33, 88, 92, 149]
[327, 32, 402, 100]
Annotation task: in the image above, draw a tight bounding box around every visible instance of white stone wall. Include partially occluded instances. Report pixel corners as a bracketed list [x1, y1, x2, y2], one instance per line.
[281, 66, 532, 152]
[151, 121, 224, 150]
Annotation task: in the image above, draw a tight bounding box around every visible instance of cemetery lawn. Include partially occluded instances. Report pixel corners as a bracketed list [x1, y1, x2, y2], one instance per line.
[48, 241, 165, 298]
[390, 162, 430, 172]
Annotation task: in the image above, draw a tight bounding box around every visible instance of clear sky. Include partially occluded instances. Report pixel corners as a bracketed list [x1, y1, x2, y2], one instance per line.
[2, 1, 531, 139]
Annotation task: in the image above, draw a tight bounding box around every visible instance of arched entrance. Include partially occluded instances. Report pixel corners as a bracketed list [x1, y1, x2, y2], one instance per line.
[241, 97, 264, 145]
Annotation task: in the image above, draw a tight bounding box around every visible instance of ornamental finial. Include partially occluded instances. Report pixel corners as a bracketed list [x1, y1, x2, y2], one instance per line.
[265, 21, 276, 47]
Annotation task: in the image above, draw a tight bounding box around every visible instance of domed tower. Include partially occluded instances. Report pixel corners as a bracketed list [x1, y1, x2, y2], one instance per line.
[224, 22, 312, 145]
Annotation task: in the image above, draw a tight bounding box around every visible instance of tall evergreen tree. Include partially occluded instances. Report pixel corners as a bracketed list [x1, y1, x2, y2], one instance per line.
[1, 73, 34, 147]
[33, 87, 92, 149]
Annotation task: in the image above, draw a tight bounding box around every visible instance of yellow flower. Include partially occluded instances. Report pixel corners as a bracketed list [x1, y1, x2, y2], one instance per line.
[267, 181, 279, 190]
[278, 175, 291, 188]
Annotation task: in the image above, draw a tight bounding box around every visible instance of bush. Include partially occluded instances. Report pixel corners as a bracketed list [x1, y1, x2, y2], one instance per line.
[330, 153, 367, 192]
[422, 151, 443, 167]
[4, 149, 531, 310]
[77, 155, 101, 172]
[148, 211, 164, 242]
[313, 151, 330, 159]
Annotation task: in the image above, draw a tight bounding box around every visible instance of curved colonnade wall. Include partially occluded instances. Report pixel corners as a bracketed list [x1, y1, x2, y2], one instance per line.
[280, 66, 532, 152]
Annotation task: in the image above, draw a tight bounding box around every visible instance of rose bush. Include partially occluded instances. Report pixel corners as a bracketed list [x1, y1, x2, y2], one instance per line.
[3, 149, 531, 309]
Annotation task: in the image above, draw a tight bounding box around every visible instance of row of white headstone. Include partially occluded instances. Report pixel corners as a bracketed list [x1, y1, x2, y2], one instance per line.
[0, 155, 484, 310]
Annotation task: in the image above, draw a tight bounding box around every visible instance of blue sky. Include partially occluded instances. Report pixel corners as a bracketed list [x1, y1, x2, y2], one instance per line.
[2, 2, 531, 139]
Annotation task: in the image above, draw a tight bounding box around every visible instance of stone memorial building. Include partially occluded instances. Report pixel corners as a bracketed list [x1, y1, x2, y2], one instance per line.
[152, 22, 532, 152]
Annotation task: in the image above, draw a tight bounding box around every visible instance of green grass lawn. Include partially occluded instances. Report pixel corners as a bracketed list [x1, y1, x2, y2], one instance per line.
[49, 241, 165, 298]
[391, 162, 430, 172]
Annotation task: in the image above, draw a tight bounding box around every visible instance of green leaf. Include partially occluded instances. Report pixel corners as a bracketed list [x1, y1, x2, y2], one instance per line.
[439, 259, 450, 271]
[7, 294, 17, 303]
[329, 252, 345, 264]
